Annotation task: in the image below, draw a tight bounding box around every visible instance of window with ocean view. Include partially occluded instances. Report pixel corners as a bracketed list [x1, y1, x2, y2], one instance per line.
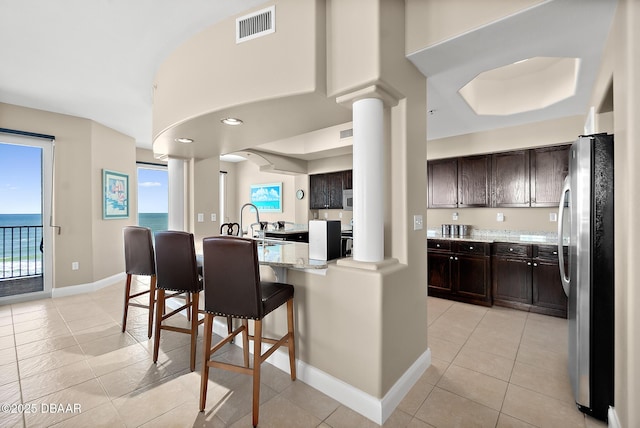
[137, 165, 168, 234]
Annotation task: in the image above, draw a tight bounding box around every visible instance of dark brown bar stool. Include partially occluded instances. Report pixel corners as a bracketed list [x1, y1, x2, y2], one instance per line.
[220, 222, 240, 236]
[199, 236, 296, 427]
[122, 226, 156, 339]
[153, 231, 204, 372]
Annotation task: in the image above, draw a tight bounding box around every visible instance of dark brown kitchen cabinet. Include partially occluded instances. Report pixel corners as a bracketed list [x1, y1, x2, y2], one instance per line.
[492, 243, 533, 310]
[491, 150, 530, 207]
[458, 155, 490, 207]
[530, 145, 570, 207]
[531, 245, 568, 318]
[428, 144, 569, 209]
[492, 243, 567, 318]
[342, 170, 352, 190]
[427, 239, 491, 306]
[427, 159, 458, 208]
[309, 171, 349, 209]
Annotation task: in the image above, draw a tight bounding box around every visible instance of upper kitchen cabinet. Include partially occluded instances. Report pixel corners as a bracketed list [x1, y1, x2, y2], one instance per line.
[458, 155, 490, 207]
[427, 144, 569, 209]
[309, 170, 351, 209]
[427, 158, 458, 208]
[530, 145, 570, 207]
[491, 150, 530, 207]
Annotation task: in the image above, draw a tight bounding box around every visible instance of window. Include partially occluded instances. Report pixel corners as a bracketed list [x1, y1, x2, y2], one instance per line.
[137, 164, 168, 233]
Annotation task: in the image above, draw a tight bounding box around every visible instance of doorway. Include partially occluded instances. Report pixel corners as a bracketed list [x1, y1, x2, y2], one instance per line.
[0, 132, 54, 301]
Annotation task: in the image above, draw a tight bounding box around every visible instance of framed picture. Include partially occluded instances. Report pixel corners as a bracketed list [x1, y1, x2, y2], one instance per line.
[103, 169, 129, 219]
[250, 182, 282, 213]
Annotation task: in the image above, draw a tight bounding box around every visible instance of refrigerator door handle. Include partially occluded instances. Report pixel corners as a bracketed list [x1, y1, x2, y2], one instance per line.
[558, 176, 570, 296]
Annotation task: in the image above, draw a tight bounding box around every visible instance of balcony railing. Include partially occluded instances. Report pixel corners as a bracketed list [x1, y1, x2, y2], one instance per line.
[1, 225, 43, 279]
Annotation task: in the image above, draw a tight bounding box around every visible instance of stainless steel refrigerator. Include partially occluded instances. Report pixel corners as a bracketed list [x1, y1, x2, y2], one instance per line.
[557, 133, 614, 421]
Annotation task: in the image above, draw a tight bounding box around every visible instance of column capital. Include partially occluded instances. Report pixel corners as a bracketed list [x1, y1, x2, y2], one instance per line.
[335, 84, 401, 109]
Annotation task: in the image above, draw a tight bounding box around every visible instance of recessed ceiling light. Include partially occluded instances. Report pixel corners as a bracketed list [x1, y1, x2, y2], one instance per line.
[175, 137, 194, 144]
[221, 117, 243, 126]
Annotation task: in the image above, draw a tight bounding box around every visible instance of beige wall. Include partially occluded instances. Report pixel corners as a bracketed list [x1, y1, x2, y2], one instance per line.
[426, 115, 584, 232]
[0, 102, 137, 288]
[91, 122, 137, 281]
[233, 159, 298, 233]
[153, 0, 321, 143]
[591, 0, 640, 426]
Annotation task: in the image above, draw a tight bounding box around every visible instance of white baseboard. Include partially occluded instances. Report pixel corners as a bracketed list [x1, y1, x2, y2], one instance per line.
[210, 319, 431, 425]
[608, 407, 621, 428]
[51, 272, 126, 298]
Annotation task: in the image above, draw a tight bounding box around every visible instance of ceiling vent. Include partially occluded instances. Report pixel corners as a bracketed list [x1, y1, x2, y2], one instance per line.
[236, 5, 275, 44]
[340, 128, 353, 139]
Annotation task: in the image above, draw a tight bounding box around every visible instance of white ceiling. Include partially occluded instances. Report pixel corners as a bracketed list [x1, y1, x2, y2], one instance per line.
[0, 0, 618, 155]
[409, 0, 618, 140]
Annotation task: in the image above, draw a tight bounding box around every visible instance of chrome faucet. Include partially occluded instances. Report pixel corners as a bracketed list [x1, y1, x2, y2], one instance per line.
[239, 203, 260, 237]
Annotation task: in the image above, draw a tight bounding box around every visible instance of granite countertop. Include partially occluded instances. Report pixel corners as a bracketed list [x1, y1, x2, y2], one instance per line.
[196, 238, 329, 270]
[256, 240, 328, 269]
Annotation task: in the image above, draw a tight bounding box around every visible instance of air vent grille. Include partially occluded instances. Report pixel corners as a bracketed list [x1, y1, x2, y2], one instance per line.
[236, 6, 275, 43]
[340, 128, 353, 139]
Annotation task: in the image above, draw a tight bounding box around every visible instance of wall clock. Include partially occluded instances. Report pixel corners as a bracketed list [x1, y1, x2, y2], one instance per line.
[296, 189, 305, 200]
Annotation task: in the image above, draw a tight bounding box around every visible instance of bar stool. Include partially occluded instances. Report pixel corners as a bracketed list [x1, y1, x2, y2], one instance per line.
[199, 236, 296, 427]
[122, 226, 156, 339]
[153, 231, 204, 372]
[220, 222, 240, 236]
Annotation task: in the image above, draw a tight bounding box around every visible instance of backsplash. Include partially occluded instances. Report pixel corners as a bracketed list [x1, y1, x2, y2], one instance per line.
[427, 228, 565, 245]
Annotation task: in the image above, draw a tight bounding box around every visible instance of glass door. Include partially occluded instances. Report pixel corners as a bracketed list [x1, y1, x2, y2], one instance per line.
[0, 135, 53, 300]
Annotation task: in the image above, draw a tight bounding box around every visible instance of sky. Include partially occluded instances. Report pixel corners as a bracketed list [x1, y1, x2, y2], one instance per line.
[0, 141, 168, 215]
[137, 167, 168, 213]
[0, 142, 42, 214]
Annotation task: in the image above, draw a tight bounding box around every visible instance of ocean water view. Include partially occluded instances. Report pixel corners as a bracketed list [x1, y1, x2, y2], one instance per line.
[1, 213, 167, 278]
[1, 214, 43, 278]
[138, 212, 168, 234]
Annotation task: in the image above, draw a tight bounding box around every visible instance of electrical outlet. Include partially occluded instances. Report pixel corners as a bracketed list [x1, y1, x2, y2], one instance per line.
[413, 214, 424, 230]
[549, 212, 558, 222]
[72, 262, 79, 270]
[452, 212, 459, 221]
[197, 213, 204, 222]
[496, 212, 505, 222]
[339, 212, 343, 218]
[211, 213, 217, 222]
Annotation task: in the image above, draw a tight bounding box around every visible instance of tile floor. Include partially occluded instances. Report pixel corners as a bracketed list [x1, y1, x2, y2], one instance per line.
[0, 278, 607, 427]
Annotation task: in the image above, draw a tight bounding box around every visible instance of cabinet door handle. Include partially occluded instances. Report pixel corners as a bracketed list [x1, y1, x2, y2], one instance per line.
[553, 251, 558, 255]
[509, 248, 514, 251]
[533, 263, 538, 267]
[436, 244, 440, 247]
[450, 256, 454, 260]
[527, 262, 532, 266]
[454, 257, 458, 261]
[469, 246, 474, 250]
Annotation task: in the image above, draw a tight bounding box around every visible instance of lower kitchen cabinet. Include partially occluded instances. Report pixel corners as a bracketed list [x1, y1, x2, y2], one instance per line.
[427, 239, 491, 307]
[491, 243, 567, 318]
[531, 245, 568, 318]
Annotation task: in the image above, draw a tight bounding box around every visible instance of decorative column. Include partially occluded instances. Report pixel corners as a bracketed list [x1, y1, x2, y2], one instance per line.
[168, 157, 186, 231]
[352, 97, 385, 262]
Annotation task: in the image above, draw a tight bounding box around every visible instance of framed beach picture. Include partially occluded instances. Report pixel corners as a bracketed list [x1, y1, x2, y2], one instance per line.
[250, 182, 282, 213]
[103, 169, 129, 219]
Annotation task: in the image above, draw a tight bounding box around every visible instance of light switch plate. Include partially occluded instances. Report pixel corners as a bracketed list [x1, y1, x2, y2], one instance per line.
[413, 214, 423, 230]
[496, 212, 505, 222]
[549, 212, 558, 222]
[211, 213, 217, 222]
[197, 213, 204, 222]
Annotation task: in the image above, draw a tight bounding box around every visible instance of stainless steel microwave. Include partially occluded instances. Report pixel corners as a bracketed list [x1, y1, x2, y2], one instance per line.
[342, 189, 353, 210]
